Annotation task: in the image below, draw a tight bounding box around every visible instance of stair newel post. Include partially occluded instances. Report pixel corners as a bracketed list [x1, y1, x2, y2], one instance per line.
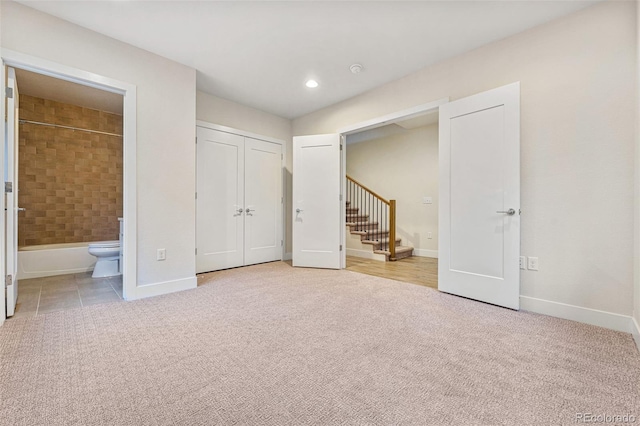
[389, 199, 397, 261]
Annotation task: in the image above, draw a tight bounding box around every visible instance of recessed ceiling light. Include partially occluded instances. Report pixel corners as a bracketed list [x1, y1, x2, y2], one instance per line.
[305, 80, 319, 88]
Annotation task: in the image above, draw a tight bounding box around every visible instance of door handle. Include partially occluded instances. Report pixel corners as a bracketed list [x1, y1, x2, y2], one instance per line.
[17, 207, 26, 212]
[296, 208, 303, 213]
[234, 208, 243, 216]
[496, 208, 516, 216]
[245, 208, 255, 215]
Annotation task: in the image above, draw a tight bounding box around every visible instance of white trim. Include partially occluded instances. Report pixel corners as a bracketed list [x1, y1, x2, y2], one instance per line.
[0, 49, 138, 308]
[283, 252, 292, 261]
[412, 249, 438, 258]
[520, 296, 633, 333]
[346, 248, 386, 261]
[0, 62, 6, 326]
[632, 316, 640, 352]
[337, 98, 449, 135]
[133, 276, 197, 300]
[196, 120, 285, 146]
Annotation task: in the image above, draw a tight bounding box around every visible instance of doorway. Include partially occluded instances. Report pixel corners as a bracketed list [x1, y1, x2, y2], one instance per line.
[342, 111, 440, 288]
[1, 50, 138, 324]
[292, 82, 521, 310]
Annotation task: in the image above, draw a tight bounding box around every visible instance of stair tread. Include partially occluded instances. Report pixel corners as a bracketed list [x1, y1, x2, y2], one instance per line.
[373, 245, 414, 255]
[361, 237, 401, 245]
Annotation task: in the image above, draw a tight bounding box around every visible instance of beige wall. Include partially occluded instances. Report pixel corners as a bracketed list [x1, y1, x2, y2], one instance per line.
[347, 124, 438, 254]
[294, 1, 637, 316]
[196, 91, 294, 253]
[2, 1, 197, 287]
[18, 95, 123, 246]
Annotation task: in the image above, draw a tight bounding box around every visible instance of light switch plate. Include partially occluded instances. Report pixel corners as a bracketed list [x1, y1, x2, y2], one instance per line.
[527, 257, 539, 271]
[423, 197, 432, 204]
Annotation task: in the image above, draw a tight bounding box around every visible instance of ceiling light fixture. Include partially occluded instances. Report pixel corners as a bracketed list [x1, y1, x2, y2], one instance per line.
[305, 79, 319, 88]
[350, 64, 364, 74]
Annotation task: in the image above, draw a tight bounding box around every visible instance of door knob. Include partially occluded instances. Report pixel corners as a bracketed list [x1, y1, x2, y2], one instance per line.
[496, 208, 516, 216]
[296, 208, 303, 213]
[245, 208, 255, 215]
[17, 207, 26, 212]
[234, 208, 243, 216]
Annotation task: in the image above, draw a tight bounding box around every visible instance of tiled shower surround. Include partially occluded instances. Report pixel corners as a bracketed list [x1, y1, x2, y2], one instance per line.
[18, 95, 123, 247]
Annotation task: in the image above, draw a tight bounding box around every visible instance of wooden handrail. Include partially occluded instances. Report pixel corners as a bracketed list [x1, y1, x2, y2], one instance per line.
[346, 175, 390, 205]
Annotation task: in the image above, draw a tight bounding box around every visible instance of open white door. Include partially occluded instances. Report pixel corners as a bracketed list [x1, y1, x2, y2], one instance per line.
[438, 82, 520, 310]
[196, 127, 245, 273]
[4, 67, 19, 317]
[292, 134, 341, 269]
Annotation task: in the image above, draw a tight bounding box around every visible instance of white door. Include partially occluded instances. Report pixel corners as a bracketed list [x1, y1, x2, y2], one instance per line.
[5, 67, 19, 317]
[244, 137, 282, 266]
[438, 82, 520, 310]
[292, 134, 341, 269]
[196, 127, 245, 273]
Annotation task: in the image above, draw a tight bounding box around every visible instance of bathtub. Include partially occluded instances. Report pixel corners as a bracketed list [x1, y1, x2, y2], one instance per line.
[18, 242, 96, 279]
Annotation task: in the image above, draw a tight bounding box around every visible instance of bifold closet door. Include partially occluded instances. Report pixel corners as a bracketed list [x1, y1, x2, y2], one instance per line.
[196, 127, 245, 273]
[244, 138, 282, 266]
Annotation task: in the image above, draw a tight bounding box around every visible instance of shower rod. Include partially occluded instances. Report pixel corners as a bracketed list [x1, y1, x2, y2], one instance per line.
[19, 120, 123, 138]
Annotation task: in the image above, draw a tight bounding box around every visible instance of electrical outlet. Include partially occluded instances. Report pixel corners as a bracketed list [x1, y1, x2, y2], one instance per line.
[157, 248, 166, 261]
[427, 232, 432, 239]
[527, 257, 539, 271]
[519, 256, 525, 270]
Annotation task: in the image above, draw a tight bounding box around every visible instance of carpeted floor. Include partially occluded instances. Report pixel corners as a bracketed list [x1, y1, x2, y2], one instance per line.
[1, 261, 638, 425]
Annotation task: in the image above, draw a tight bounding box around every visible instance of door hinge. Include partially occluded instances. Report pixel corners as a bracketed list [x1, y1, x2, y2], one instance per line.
[195, 192, 197, 200]
[281, 153, 283, 160]
[4, 182, 12, 193]
[340, 144, 343, 151]
[5, 87, 13, 99]
[195, 137, 198, 144]
[281, 240, 283, 247]
[339, 245, 343, 251]
[5, 275, 13, 288]
[195, 248, 198, 255]
[339, 194, 342, 201]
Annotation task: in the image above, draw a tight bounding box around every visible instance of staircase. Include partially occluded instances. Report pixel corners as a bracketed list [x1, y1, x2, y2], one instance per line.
[346, 176, 413, 261]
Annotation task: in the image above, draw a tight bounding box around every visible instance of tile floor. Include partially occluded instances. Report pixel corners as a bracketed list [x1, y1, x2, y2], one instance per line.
[10, 272, 123, 319]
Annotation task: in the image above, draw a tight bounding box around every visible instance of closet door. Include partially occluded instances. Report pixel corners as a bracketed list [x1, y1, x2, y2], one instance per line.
[244, 138, 282, 265]
[196, 127, 245, 273]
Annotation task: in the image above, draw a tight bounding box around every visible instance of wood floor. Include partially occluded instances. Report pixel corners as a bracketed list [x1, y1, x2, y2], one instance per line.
[346, 255, 438, 289]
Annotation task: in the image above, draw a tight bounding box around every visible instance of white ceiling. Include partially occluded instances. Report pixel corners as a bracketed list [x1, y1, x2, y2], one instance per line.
[18, 1, 599, 119]
[15, 68, 123, 114]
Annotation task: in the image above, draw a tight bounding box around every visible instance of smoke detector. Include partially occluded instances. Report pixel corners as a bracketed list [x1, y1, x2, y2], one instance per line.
[350, 64, 364, 74]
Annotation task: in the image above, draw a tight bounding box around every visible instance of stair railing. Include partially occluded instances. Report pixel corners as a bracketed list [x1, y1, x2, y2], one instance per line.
[346, 175, 396, 260]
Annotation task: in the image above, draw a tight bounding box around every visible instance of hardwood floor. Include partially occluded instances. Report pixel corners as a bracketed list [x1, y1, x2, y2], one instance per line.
[346, 255, 438, 289]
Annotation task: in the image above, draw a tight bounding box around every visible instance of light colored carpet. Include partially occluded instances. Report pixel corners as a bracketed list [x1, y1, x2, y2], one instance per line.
[1, 262, 638, 425]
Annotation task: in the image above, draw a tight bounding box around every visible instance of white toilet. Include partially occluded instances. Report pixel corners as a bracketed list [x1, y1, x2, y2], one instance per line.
[88, 241, 121, 278]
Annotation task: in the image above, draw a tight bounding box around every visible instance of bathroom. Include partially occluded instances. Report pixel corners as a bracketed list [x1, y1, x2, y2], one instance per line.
[8, 68, 124, 318]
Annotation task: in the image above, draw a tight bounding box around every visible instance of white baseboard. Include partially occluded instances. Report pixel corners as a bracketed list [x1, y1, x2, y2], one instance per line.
[126, 276, 197, 301]
[412, 249, 438, 258]
[283, 252, 292, 261]
[520, 296, 633, 333]
[632, 316, 640, 352]
[346, 248, 386, 261]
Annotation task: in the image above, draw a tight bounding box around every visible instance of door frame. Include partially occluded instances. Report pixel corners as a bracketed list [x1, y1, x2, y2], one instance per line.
[336, 97, 449, 269]
[0, 49, 138, 324]
[195, 120, 287, 263]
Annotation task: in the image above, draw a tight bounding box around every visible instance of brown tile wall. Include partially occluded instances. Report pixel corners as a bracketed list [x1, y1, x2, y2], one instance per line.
[18, 95, 123, 247]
